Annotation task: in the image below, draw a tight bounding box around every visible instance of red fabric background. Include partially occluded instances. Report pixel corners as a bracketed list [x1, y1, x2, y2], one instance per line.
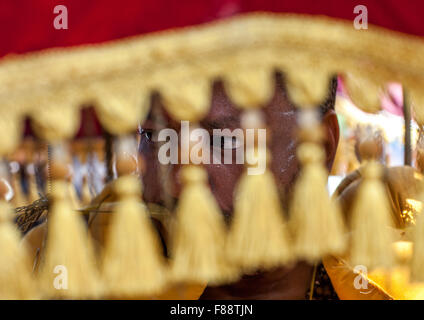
[1, 0, 423, 58]
[2, 0, 422, 138]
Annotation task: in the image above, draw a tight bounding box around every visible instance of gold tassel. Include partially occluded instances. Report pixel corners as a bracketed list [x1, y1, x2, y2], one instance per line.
[227, 149, 292, 272]
[101, 175, 168, 297]
[349, 161, 394, 270]
[38, 180, 102, 299]
[0, 200, 38, 299]
[289, 142, 347, 263]
[226, 109, 291, 272]
[411, 197, 424, 282]
[171, 165, 237, 285]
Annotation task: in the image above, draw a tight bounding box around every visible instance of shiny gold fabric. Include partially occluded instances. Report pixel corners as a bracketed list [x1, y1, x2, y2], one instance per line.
[325, 166, 424, 299]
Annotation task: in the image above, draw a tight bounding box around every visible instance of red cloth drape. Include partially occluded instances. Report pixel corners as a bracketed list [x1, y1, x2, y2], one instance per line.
[2, 0, 422, 137]
[1, 0, 423, 58]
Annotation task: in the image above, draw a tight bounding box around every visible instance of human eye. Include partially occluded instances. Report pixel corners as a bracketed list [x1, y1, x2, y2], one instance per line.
[138, 128, 158, 142]
[212, 135, 242, 150]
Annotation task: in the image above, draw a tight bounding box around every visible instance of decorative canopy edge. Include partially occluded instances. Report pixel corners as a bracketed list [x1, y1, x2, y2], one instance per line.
[0, 12, 423, 154]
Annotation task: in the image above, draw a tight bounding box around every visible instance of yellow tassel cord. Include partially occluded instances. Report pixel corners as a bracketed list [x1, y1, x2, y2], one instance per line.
[28, 173, 39, 203]
[226, 149, 292, 272]
[68, 181, 81, 210]
[81, 175, 93, 206]
[0, 200, 38, 299]
[411, 198, 424, 282]
[11, 172, 27, 207]
[289, 142, 347, 263]
[171, 165, 238, 285]
[349, 161, 395, 270]
[80, 175, 93, 206]
[101, 175, 168, 297]
[38, 180, 102, 299]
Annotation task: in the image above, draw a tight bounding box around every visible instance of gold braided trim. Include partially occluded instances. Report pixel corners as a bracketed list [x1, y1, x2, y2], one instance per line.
[0, 13, 424, 154]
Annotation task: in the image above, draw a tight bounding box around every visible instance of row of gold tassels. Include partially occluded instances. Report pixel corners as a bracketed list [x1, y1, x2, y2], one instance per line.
[1, 107, 424, 299]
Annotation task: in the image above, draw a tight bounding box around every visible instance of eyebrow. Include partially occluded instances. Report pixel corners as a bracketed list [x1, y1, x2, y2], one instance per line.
[201, 115, 240, 131]
[141, 114, 241, 132]
[140, 119, 155, 131]
[141, 118, 180, 132]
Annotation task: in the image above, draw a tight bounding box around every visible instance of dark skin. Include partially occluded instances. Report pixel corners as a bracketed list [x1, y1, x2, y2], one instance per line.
[139, 72, 340, 299]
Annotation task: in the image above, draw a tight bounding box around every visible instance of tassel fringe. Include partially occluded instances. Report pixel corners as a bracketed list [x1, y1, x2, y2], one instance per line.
[171, 165, 237, 285]
[101, 175, 168, 297]
[227, 152, 292, 272]
[349, 161, 394, 270]
[0, 201, 38, 299]
[289, 143, 347, 263]
[38, 180, 102, 299]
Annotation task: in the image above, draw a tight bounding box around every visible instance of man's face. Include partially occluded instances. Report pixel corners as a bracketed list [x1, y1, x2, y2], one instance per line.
[138, 73, 339, 216]
[138, 73, 339, 299]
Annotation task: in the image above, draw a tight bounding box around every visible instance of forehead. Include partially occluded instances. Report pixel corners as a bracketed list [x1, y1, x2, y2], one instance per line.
[201, 81, 242, 131]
